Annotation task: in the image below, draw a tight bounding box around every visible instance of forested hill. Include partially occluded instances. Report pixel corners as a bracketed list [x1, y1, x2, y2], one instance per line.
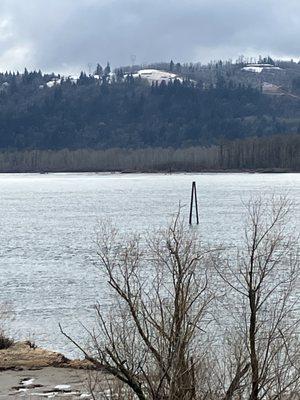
[0, 63, 300, 151]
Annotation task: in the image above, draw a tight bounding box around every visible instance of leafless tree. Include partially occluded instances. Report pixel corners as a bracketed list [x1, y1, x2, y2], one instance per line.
[0, 133, 299, 173]
[61, 197, 299, 399]
[213, 196, 300, 400]
[61, 213, 220, 399]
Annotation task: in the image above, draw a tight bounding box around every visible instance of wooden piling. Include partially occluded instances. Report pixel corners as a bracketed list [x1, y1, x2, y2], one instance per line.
[189, 181, 199, 225]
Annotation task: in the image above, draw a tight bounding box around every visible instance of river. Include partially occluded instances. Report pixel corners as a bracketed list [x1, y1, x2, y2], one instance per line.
[0, 172, 299, 356]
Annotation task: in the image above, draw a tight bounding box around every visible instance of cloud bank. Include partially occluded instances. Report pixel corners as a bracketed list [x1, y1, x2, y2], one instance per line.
[0, 0, 299, 73]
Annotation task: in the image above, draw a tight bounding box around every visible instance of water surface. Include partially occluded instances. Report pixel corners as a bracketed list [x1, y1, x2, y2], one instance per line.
[0, 172, 299, 355]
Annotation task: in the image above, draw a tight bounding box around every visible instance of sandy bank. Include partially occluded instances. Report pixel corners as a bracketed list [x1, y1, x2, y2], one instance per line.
[0, 341, 92, 371]
[0, 342, 99, 398]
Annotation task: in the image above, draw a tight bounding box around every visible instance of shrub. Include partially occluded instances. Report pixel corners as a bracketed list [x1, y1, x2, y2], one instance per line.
[0, 303, 14, 350]
[0, 330, 14, 350]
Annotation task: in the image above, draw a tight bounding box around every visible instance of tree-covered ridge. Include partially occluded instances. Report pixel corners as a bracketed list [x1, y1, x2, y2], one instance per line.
[131, 57, 300, 91]
[0, 62, 299, 151]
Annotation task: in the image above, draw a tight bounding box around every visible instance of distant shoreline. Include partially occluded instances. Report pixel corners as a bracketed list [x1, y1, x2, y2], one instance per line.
[0, 135, 299, 173]
[0, 168, 298, 174]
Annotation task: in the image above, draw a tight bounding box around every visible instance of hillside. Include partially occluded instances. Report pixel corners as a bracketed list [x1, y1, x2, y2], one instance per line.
[0, 59, 299, 154]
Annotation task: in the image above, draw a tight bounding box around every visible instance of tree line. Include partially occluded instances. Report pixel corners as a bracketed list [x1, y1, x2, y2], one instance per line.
[0, 134, 298, 172]
[126, 57, 300, 92]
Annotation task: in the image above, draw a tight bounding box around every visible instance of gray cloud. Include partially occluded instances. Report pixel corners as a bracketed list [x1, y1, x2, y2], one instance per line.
[0, 0, 299, 74]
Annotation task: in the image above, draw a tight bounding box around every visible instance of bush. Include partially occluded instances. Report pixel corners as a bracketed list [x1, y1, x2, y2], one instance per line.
[0, 331, 14, 350]
[0, 303, 14, 350]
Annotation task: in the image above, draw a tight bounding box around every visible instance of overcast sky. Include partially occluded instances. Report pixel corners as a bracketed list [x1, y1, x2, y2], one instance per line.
[0, 0, 299, 74]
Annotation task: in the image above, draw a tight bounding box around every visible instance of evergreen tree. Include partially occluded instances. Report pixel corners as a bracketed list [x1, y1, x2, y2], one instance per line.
[175, 62, 182, 73]
[95, 63, 103, 76]
[169, 60, 174, 72]
[22, 68, 29, 84]
[118, 69, 125, 82]
[104, 62, 111, 77]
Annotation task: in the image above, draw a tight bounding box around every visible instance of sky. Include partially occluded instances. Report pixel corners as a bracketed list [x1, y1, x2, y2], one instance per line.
[0, 0, 299, 75]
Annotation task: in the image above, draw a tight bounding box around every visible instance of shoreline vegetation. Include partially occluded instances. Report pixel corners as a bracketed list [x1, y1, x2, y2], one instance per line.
[0, 134, 299, 173]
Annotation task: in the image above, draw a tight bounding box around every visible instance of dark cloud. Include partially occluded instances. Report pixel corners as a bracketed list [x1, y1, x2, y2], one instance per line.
[0, 0, 299, 73]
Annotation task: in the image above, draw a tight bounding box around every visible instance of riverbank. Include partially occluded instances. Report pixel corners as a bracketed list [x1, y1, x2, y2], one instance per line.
[0, 342, 96, 398]
[0, 341, 92, 371]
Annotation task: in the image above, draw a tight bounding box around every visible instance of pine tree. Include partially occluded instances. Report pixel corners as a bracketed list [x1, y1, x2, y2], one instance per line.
[169, 60, 174, 72]
[175, 63, 181, 73]
[104, 62, 111, 77]
[95, 63, 103, 77]
[116, 69, 124, 83]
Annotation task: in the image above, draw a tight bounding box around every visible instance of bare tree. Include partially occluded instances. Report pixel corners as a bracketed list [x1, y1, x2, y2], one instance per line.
[61, 213, 218, 399]
[1, 133, 299, 173]
[213, 196, 300, 400]
[61, 197, 299, 399]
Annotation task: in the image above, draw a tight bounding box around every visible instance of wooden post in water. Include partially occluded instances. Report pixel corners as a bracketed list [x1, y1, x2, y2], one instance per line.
[189, 181, 199, 225]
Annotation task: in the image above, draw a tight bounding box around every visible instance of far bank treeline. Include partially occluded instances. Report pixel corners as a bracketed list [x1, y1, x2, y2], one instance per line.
[0, 134, 299, 172]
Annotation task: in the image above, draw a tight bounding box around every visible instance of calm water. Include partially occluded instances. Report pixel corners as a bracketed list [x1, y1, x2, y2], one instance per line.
[0, 172, 299, 356]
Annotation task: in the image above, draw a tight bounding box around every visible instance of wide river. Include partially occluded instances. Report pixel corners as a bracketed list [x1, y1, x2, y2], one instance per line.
[0, 172, 299, 356]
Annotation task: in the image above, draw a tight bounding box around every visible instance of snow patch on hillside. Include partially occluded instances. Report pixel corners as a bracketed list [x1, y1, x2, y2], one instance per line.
[132, 69, 183, 84]
[242, 64, 282, 74]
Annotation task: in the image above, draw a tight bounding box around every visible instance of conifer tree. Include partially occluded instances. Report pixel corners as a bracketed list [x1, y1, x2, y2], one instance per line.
[104, 62, 111, 76]
[95, 63, 103, 76]
[169, 60, 174, 72]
